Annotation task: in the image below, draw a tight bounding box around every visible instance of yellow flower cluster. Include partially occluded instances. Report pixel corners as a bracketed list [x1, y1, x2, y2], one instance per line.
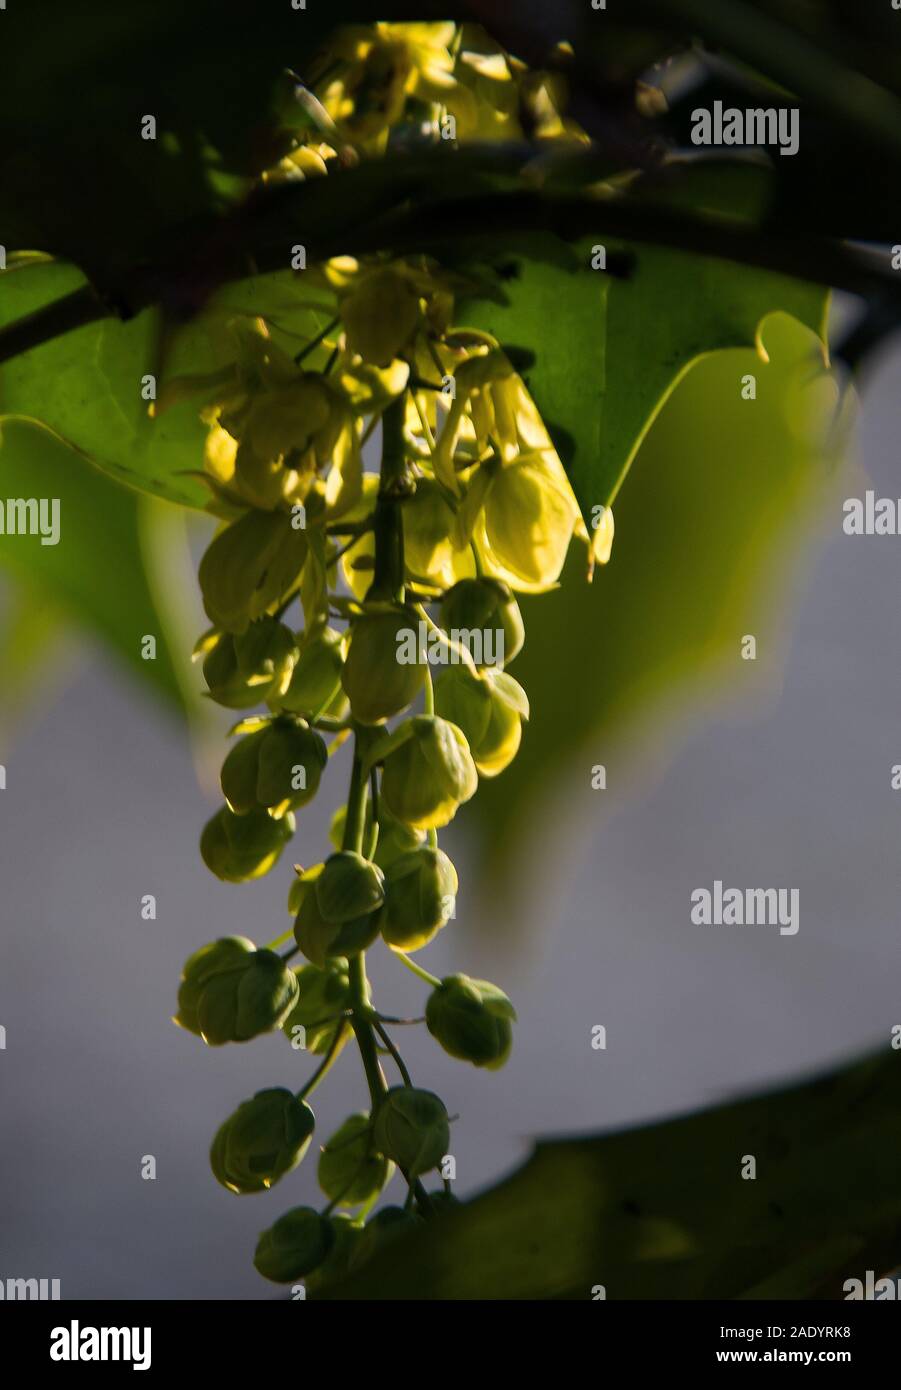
[307, 21, 588, 150]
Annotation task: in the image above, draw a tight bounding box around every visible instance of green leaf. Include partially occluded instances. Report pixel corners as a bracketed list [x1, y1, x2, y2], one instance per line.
[465, 309, 843, 882]
[314, 1047, 901, 1299]
[0, 258, 327, 508]
[463, 165, 829, 523]
[0, 419, 186, 709]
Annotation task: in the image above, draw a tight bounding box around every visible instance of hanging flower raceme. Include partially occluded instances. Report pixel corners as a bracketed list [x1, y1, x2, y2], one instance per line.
[173, 15, 613, 1292]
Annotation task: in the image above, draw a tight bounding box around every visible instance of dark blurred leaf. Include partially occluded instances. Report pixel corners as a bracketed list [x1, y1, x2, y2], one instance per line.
[316, 1047, 901, 1299]
[0, 1, 462, 274]
[0, 420, 185, 708]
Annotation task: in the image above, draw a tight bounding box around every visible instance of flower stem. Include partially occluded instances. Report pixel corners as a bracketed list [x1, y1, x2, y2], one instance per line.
[296, 1021, 350, 1102]
[373, 1019, 414, 1088]
[392, 949, 441, 989]
[367, 394, 408, 605]
[293, 315, 340, 365]
[343, 737, 388, 1108]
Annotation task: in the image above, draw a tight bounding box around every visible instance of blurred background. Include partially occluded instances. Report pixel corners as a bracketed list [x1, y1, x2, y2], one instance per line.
[0, 306, 898, 1299]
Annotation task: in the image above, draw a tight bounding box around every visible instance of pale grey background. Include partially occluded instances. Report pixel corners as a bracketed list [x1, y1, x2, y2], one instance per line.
[1, 334, 899, 1299]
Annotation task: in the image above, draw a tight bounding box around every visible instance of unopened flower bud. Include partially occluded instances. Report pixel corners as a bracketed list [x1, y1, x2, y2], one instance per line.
[342, 607, 425, 725]
[317, 1112, 395, 1206]
[221, 718, 327, 817]
[372, 1086, 450, 1177]
[477, 454, 579, 592]
[210, 1088, 315, 1194]
[341, 266, 420, 367]
[199, 509, 307, 634]
[440, 577, 524, 667]
[201, 617, 297, 709]
[316, 851, 386, 922]
[275, 626, 347, 717]
[200, 804, 293, 882]
[293, 856, 384, 968]
[175, 938, 299, 1045]
[402, 479, 470, 589]
[426, 974, 515, 1069]
[379, 845, 457, 952]
[379, 715, 477, 829]
[254, 1206, 335, 1283]
[435, 667, 528, 777]
[281, 958, 350, 1054]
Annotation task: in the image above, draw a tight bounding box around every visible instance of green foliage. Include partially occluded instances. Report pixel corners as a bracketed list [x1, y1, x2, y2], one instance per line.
[0, 419, 184, 709]
[463, 168, 828, 523]
[466, 311, 841, 882]
[315, 1048, 901, 1300]
[0, 260, 210, 508]
[0, 259, 329, 508]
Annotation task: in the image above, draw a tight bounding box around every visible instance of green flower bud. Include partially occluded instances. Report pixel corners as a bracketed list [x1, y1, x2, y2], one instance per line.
[293, 860, 382, 968]
[175, 938, 299, 1045]
[348, 1206, 423, 1272]
[425, 974, 516, 1069]
[210, 1088, 315, 1194]
[201, 618, 297, 709]
[221, 718, 327, 816]
[379, 845, 457, 952]
[342, 607, 425, 725]
[281, 958, 351, 1054]
[274, 625, 347, 717]
[435, 667, 528, 777]
[316, 852, 385, 922]
[200, 804, 293, 882]
[341, 265, 420, 367]
[257, 719, 328, 811]
[379, 715, 478, 829]
[199, 509, 308, 635]
[402, 479, 468, 589]
[304, 1214, 365, 1293]
[440, 578, 524, 667]
[317, 1112, 395, 1207]
[254, 1206, 335, 1283]
[372, 1087, 450, 1177]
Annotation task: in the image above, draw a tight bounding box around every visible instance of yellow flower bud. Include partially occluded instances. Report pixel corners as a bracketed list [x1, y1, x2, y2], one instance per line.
[341, 266, 420, 367]
[434, 667, 528, 777]
[198, 510, 308, 634]
[476, 453, 579, 592]
[402, 479, 474, 589]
